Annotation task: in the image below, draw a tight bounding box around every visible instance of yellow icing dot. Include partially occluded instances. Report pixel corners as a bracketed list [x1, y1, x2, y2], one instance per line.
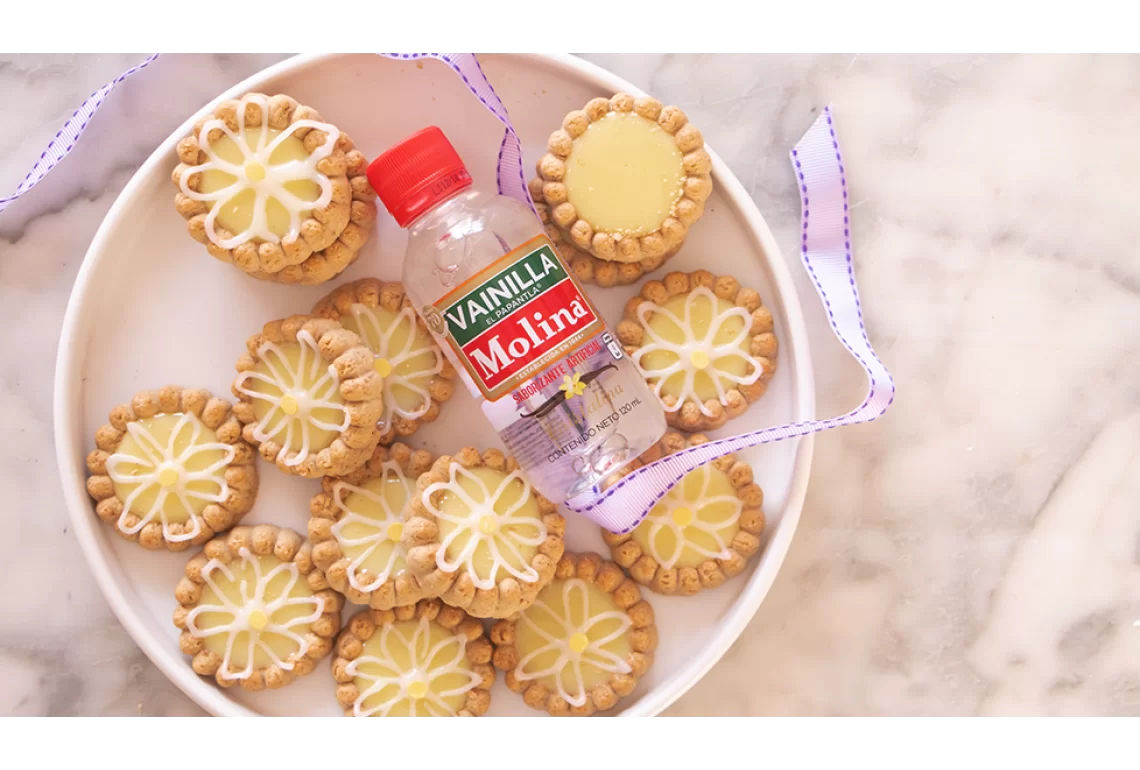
[406, 680, 428, 700]
[157, 467, 179, 488]
[248, 609, 269, 631]
[671, 507, 694, 528]
[478, 516, 499, 535]
[568, 632, 590, 654]
[386, 522, 403, 542]
[279, 395, 299, 415]
[373, 357, 393, 378]
[689, 350, 710, 369]
[244, 162, 266, 183]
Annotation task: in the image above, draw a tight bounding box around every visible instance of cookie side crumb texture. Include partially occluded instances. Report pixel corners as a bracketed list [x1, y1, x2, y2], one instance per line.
[231, 314, 384, 478]
[173, 524, 342, 691]
[85, 385, 258, 551]
[332, 599, 494, 717]
[529, 181, 675, 288]
[602, 432, 765, 596]
[617, 270, 778, 431]
[491, 551, 657, 716]
[401, 447, 566, 619]
[172, 92, 377, 286]
[312, 278, 457, 444]
[309, 442, 436, 610]
[536, 93, 712, 264]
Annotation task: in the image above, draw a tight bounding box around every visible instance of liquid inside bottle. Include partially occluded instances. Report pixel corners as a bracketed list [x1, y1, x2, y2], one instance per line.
[369, 127, 665, 504]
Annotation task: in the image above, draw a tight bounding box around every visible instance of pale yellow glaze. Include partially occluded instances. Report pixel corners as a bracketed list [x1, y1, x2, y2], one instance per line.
[632, 464, 741, 569]
[195, 554, 318, 670]
[338, 475, 413, 580]
[248, 341, 343, 452]
[339, 305, 438, 415]
[515, 580, 632, 692]
[198, 127, 320, 238]
[436, 466, 540, 582]
[111, 413, 227, 522]
[353, 619, 476, 717]
[642, 292, 750, 401]
[562, 112, 684, 236]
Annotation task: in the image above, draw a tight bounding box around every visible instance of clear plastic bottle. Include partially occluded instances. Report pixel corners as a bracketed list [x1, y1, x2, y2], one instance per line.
[369, 127, 665, 504]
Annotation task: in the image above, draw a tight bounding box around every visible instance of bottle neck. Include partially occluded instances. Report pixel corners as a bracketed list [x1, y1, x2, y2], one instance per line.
[405, 185, 474, 234]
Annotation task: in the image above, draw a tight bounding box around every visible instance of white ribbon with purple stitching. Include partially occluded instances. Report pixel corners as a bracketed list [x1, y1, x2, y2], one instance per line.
[1, 55, 894, 534]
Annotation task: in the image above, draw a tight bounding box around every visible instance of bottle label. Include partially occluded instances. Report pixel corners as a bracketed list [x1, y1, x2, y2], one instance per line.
[424, 235, 604, 402]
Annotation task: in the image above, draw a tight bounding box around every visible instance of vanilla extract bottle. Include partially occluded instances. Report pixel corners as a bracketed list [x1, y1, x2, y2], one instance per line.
[368, 127, 666, 505]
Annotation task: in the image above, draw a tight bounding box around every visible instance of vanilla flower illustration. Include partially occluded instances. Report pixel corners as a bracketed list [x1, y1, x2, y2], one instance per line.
[559, 372, 587, 400]
[514, 578, 633, 707]
[347, 303, 443, 424]
[104, 412, 235, 542]
[331, 462, 411, 592]
[632, 286, 761, 415]
[179, 93, 340, 249]
[423, 464, 547, 590]
[345, 614, 482, 717]
[233, 329, 349, 467]
[641, 464, 742, 569]
[185, 547, 325, 681]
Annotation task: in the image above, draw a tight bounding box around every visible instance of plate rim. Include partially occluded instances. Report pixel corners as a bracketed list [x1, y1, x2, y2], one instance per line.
[53, 52, 816, 717]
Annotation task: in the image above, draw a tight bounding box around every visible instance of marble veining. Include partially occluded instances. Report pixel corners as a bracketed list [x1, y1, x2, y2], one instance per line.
[2, 53, 1139, 716]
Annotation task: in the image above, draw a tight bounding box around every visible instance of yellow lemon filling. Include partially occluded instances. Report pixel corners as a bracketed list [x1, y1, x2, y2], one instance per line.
[198, 127, 321, 238]
[562, 111, 684, 237]
[248, 340, 344, 453]
[437, 466, 540, 582]
[337, 475, 414, 581]
[642, 292, 750, 402]
[111, 413, 228, 522]
[633, 464, 741, 569]
[339, 305, 438, 416]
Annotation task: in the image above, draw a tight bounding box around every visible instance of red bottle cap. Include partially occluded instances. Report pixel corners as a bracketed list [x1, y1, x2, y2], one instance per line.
[368, 126, 473, 228]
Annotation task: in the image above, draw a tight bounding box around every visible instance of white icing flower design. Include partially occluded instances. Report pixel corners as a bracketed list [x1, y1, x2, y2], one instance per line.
[632, 286, 761, 415]
[331, 462, 410, 592]
[642, 464, 742, 569]
[423, 464, 546, 590]
[186, 547, 325, 681]
[515, 579, 633, 708]
[348, 302, 443, 424]
[346, 614, 482, 717]
[179, 93, 340, 249]
[105, 412, 234, 542]
[233, 329, 349, 467]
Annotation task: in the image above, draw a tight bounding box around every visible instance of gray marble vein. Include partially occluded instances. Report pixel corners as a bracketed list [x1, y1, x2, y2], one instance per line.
[1, 53, 1138, 716]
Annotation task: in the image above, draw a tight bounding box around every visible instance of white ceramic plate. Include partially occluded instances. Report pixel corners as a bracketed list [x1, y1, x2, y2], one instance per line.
[54, 53, 815, 717]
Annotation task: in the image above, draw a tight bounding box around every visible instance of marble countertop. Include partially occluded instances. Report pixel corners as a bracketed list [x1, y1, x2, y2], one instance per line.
[2, 53, 1138, 716]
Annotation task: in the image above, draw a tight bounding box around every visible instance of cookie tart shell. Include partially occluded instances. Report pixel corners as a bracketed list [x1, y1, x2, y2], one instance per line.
[85, 385, 257, 551]
[173, 525, 342, 691]
[536, 93, 712, 264]
[401, 448, 566, 619]
[232, 314, 384, 478]
[618, 270, 778, 431]
[310, 442, 435, 609]
[529, 181, 675, 288]
[173, 92, 377, 286]
[490, 551, 657, 716]
[602, 432, 765, 596]
[312, 278, 457, 443]
[332, 598, 495, 717]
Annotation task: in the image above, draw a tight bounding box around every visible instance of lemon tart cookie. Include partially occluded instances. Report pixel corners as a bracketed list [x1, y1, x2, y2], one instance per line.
[491, 552, 656, 716]
[535, 93, 712, 264]
[332, 599, 494, 717]
[173, 92, 377, 285]
[618, 270, 777, 431]
[602, 432, 765, 596]
[312, 279, 456, 443]
[529, 181, 674, 288]
[402, 448, 565, 619]
[310, 443, 435, 609]
[232, 314, 384, 478]
[85, 385, 257, 551]
[174, 524, 342, 690]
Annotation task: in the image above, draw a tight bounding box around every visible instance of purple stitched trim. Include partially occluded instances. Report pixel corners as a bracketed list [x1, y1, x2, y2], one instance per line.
[0, 54, 160, 213]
